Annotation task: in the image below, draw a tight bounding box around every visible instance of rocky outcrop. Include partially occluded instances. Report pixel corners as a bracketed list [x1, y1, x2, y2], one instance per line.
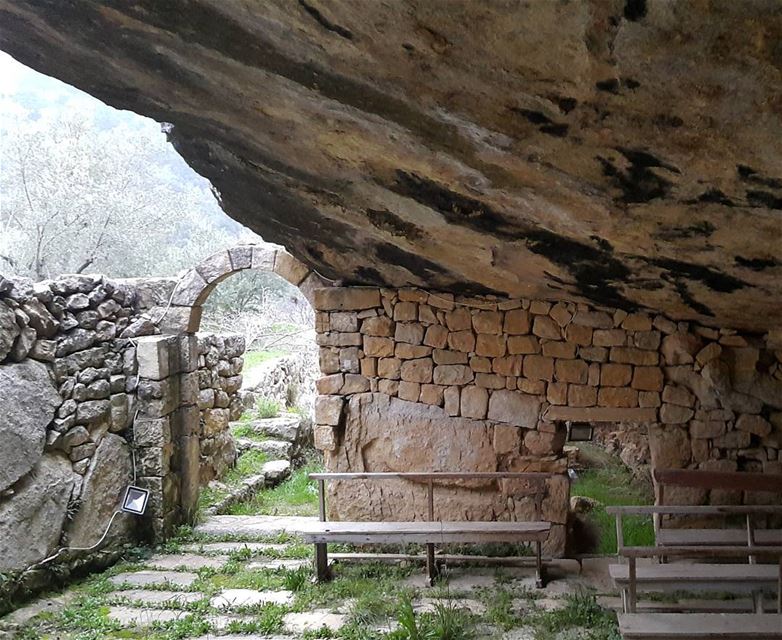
[66, 434, 133, 548]
[0, 455, 75, 571]
[0, 360, 61, 491]
[1, 3, 781, 330]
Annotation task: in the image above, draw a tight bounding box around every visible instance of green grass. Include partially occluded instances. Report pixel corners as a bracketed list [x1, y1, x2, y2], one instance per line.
[571, 446, 655, 554]
[226, 461, 323, 516]
[256, 396, 281, 419]
[243, 349, 289, 372]
[197, 449, 270, 514]
[528, 590, 621, 640]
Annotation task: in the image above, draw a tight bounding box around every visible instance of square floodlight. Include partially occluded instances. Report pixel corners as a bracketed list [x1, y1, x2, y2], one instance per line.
[567, 422, 594, 442]
[121, 486, 150, 515]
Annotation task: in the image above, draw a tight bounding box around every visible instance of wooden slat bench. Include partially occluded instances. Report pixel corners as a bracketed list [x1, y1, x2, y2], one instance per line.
[300, 471, 557, 587]
[653, 469, 782, 551]
[618, 613, 782, 639]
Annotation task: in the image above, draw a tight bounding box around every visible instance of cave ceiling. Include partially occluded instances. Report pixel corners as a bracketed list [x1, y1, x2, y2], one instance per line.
[1, 1, 781, 331]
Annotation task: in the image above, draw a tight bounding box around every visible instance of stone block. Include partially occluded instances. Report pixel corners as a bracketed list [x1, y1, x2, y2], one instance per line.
[597, 387, 638, 408]
[525, 428, 566, 456]
[487, 390, 540, 427]
[494, 424, 522, 455]
[475, 373, 506, 389]
[566, 324, 592, 346]
[397, 381, 420, 401]
[360, 315, 394, 336]
[507, 335, 540, 354]
[690, 419, 726, 439]
[460, 386, 489, 419]
[662, 384, 695, 407]
[434, 349, 468, 365]
[330, 312, 359, 333]
[503, 309, 531, 334]
[549, 303, 572, 327]
[341, 373, 371, 394]
[395, 343, 431, 359]
[339, 347, 361, 373]
[469, 355, 492, 372]
[621, 313, 652, 331]
[377, 357, 402, 379]
[532, 315, 560, 339]
[593, 329, 626, 347]
[542, 341, 576, 359]
[314, 425, 338, 451]
[395, 322, 425, 345]
[428, 292, 455, 310]
[696, 342, 722, 366]
[523, 354, 554, 381]
[393, 301, 418, 322]
[492, 355, 522, 376]
[448, 330, 476, 353]
[273, 250, 309, 285]
[314, 288, 380, 311]
[419, 384, 444, 406]
[171, 268, 208, 306]
[434, 364, 474, 385]
[136, 336, 174, 380]
[202, 408, 230, 436]
[360, 357, 377, 377]
[134, 417, 171, 448]
[423, 324, 448, 348]
[418, 304, 437, 324]
[250, 245, 276, 271]
[649, 425, 691, 470]
[363, 336, 395, 357]
[639, 391, 661, 407]
[444, 386, 460, 416]
[473, 310, 502, 334]
[712, 429, 751, 448]
[659, 403, 694, 424]
[546, 381, 568, 405]
[378, 379, 399, 396]
[320, 348, 340, 374]
[735, 414, 772, 437]
[610, 347, 659, 366]
[400, 358, 434, 383]
[315, 396, 343, 426]
[445, 307, 472, 331]
[572, 311, 612, 328]
[546, 406, 657, 422]
[568, 384, 597, 407]
[634, 330, 662, 350]
[631, 366, 664, 391]
[317, 331, 363, 347]
[554, 359, 588, 384]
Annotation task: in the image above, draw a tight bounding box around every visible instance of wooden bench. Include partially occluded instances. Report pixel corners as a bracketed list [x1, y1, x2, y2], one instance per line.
[653, 469, 782, 551]
[608, 506, 782, 614]
[618, 612, 782, 639]
[300, 471, 557, 586]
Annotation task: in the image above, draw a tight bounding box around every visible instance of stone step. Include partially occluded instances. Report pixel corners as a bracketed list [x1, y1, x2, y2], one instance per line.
[107, 606, 255, 631]
[108, 570, 198, 588]
[195, 515, 317, 539]
[235, 414, 302, 443]
[246, 558, 309, 571]
[110, 589, 203, 606]
[204, 460, 290, 515]
[283, 609, 346, 635]
[236, 438, 292, 459]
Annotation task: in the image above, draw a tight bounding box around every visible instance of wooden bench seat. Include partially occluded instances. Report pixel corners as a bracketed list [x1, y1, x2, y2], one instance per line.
[304, 471, 558, 586]
[618, 613, 782, 639]
[610, 562, 781, 594]
[657, 528, 782, 547]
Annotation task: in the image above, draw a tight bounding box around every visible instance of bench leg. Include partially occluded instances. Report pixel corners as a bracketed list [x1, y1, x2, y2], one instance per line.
[426, 543, 439, 586]
[314, 543, 330, 583]
[535, 541, 546, 589]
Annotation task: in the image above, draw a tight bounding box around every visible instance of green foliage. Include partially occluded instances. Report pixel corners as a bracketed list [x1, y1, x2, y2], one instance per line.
[256, 396, 281, 419]
[282, 565, 310, 592]
[571, 446, 654, 553]
[226, 460, 322, 516]
[388, 596, 474, 640]
[528, 590, 621, 640]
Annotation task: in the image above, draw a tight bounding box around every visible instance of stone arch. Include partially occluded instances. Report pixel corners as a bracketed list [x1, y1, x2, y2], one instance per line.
[163, 244, 328, 334]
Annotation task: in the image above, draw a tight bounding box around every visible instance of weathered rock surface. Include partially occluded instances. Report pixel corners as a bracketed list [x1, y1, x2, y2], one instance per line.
[0, 454, 75, 571]
[66, 434, 133, 547]
[2, 2, 781, 330]
[0, 360, 61, 491]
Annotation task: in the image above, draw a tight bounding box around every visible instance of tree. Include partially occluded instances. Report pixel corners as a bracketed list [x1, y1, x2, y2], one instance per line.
[0, 112, 249, 279]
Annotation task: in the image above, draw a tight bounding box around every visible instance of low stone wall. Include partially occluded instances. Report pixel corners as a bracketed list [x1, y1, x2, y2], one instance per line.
[196, 333, 245, 484]
[312, 287, 782, 554]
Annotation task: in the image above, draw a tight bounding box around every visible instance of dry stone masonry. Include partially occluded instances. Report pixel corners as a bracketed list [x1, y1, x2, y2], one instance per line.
[312, 287, 782, 553]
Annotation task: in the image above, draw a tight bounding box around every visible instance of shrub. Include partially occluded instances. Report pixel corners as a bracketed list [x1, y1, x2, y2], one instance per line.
[256, 396, 281, 419]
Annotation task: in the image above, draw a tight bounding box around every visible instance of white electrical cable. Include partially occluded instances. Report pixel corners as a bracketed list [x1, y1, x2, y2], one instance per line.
[33, 510, 124, 568]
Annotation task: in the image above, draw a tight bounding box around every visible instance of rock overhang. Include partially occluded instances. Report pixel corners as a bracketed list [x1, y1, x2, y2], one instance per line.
[1, 1, 781, 331]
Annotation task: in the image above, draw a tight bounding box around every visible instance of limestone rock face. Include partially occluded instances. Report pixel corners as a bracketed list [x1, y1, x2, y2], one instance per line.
[325, 392, 567, 554]
[1, 2, 781, 330]
[0, 360, 61, 491]
[0, 454, 75, 571]
[66, 434, 133, 547]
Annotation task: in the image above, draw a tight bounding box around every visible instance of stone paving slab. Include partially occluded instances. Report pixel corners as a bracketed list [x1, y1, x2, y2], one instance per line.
[415, 598, 486, 614]
[210, 588, 294, 609]
[182, 542, 288, 554]
[112, 589, 204, 606]
[283, 609, 346, 634]
[146, 553, 229, 570]
[246, 558, 309, 571]
[109, 570, 199, 588]
[108, 606, 190, 626]
[195, 515, 316, 538]
[191, 634, 292, 640]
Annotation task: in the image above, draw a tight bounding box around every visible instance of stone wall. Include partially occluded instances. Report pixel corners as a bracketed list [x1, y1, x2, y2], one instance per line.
[0, 272, 249, 575]
[196, 333, 245, 484]
[311, 287, 782, 554]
